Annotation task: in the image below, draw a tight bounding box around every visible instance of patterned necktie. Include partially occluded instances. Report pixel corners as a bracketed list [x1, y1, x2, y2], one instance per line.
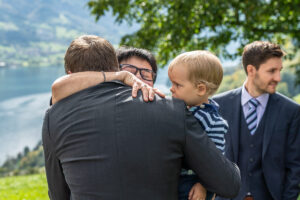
[246, 98, 259, 135]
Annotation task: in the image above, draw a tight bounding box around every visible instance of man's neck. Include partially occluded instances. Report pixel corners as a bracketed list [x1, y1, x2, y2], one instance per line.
[244, 79, 262, 98]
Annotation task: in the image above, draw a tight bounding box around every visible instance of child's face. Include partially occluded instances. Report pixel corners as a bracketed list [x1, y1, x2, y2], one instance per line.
[168, 65, 207, 106]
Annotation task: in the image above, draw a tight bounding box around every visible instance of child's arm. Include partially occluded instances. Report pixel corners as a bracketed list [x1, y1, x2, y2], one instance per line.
[188, 182, 206, 200]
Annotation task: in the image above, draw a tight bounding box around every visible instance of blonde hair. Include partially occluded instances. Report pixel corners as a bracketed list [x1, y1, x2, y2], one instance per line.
[169, 50, 223, 95]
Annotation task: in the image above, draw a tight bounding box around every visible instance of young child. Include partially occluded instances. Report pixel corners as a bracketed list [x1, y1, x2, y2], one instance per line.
[168, 50, 228, 200]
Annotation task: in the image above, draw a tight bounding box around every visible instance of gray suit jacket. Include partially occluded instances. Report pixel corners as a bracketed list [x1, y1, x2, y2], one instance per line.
[42, 81, 241, 200]
[213, 87, 300, 200]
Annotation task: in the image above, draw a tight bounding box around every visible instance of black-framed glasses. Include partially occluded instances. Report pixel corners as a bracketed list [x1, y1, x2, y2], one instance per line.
[120, 64, 155, 82]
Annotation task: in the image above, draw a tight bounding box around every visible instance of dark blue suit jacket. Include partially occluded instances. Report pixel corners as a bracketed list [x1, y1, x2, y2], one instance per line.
[213, 87, 300, 200]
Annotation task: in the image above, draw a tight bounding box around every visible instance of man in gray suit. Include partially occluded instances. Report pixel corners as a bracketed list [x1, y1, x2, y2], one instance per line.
[42, 35, 240, 200]
[213, 41, 300, 200]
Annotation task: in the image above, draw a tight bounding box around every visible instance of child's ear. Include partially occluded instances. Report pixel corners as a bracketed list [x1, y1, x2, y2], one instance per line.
[196, 83, 207, 96]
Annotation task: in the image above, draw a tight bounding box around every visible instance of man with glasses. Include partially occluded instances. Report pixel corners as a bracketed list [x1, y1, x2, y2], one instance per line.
[120, 64, 154, 85]
[117, 46, 157, 86]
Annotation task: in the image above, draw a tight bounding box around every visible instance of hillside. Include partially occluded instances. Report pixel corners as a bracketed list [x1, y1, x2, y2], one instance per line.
[0, 142, 44, 177]
[0, 0, 135, 67]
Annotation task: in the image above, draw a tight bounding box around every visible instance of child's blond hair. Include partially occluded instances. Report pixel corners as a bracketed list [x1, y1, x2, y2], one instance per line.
[169, 50, 223, 96]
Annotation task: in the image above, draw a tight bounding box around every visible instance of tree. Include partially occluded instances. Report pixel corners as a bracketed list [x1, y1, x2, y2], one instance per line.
[23, 146, 30, 156]
[217, 68, 245, 93]
[87, 0, 300, 82]
[294, 94, 300, 104]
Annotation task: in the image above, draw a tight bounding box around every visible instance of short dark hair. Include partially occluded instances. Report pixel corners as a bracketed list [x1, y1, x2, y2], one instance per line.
[64, 35, 119, 73]
[117, 46, 158, 83]
[242, 41, 285, 74]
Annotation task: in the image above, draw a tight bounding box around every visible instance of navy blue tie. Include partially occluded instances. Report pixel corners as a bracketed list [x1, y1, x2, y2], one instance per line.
[246, 98, 259, 135]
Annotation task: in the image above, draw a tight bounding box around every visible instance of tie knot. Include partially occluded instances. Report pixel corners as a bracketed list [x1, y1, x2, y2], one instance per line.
[249, 98, 259, 108]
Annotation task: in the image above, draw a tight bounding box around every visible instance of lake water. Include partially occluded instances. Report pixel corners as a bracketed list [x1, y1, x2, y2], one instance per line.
[0, 66, 169, 164]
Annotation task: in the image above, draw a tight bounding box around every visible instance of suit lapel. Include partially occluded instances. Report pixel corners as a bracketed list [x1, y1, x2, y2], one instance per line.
[262, 93, 280, 157]
[228, 88, 242, 163]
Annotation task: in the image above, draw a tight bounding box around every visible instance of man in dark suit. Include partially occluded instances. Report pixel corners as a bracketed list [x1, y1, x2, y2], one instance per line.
[42, 35, 241, 200]
[213, 41, 300, 200]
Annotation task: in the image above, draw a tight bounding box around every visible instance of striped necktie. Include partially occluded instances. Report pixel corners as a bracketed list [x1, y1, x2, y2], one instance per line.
[246, 98, 259, 135]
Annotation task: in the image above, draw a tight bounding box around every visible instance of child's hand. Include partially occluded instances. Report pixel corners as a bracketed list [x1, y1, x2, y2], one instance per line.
[188, 183, 207, 200]
[211, 193, 216, 200]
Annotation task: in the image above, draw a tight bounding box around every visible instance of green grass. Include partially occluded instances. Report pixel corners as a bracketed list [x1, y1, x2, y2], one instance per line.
[0, 173, 49, 200]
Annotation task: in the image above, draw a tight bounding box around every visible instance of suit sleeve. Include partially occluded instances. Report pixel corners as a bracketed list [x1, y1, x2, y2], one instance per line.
[282, 105, 300, 199]
[183, 109, 241, 198]
[42, 110, 71, 200]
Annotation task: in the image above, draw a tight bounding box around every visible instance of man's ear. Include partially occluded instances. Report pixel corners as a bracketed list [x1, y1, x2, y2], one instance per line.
[196, 83, 207, 96]
[67, 70, 72, 74]
[247, 65, 256, 77]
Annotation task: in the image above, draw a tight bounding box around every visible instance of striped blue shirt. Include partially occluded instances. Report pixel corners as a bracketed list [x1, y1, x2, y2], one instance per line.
[181, 99, 228, 175]
[190, 99, 228, 153]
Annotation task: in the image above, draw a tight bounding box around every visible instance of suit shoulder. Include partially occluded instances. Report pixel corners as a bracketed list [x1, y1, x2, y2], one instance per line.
[274, 92, 300, 109]
[130, 93, 187, 116]
[155, 96, 187, 111]
[213, 88, 242, 101]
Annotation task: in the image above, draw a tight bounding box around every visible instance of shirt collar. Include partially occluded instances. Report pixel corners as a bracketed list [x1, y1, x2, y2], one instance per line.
[189, 99, 219, 113]
[241, 82, 269, 108]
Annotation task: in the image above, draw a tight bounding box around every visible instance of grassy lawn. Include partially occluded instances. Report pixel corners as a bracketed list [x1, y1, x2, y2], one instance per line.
[0, 173, 48, 200]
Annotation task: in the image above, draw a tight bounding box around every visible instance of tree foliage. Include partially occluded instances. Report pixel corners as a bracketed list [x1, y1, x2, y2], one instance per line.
[0, 142, 44, 177]
[87, 0, 300, 81]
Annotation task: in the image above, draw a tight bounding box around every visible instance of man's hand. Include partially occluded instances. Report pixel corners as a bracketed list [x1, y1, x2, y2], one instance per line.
[188, 183, 207, 200]
[120, 71, 165, 102]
